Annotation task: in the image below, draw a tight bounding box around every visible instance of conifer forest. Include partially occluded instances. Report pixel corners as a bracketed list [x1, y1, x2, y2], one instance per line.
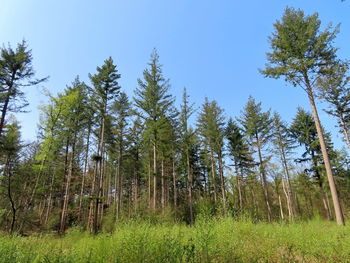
[1, 4, 350, 262]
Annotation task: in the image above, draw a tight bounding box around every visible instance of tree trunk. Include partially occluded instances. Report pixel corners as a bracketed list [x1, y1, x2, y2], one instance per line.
[153, 143, 157, 210]
[148, 158, 151, 209]
[60, 139, 76, 233]
[186, 151, 194, 225]
[210, 150, 217, 203]
[44, 172, 55, 224]
[5, 157, 17, 233]
[161, 159, 165, 209]
[235, 165, 243, 211]
[78, 126, 91, 220]
[217, 152, 227, 215]
[173, 158, 177, 208]
[305, 79, 345, 225]
[256, 137, 272, 222]
[280, 149, 296, 219]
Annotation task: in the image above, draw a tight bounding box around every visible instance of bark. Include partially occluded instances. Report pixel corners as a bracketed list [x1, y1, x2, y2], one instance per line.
[78, 126, 91, 220]
[217, 152, 227, 215]
[235, 165, 243, 211]
[210, 150, 217, 203]
[161, 159, 165, 209]
[153, 142, 157, 210]
[60, 138, 76, 233]
[186, 151, 194, 225]
[5, 157, 17, 233]
[148, 158, 151, 209]
[44, 172, 55, 224]
[279, 148, 296, 219]
[256, 137, 272, 222]
[173, 158, 177, 208]
[304, 76, 345, 225]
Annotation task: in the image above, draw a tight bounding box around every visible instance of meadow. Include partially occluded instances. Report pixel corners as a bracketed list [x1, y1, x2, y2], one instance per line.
[1, 217, 350, 263]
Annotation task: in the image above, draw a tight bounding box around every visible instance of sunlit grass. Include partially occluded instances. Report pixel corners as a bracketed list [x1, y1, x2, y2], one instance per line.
[0, 218, 349, 262]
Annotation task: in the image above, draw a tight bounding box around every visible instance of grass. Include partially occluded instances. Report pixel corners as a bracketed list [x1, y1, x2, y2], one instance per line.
[0, 218, 350, 262]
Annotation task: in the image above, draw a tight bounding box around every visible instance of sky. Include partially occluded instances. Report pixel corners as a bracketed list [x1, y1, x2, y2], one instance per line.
[0, 0, 349, 150]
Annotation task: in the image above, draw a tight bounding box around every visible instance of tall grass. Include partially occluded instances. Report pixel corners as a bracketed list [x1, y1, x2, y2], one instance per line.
[0, 218, 349, 262]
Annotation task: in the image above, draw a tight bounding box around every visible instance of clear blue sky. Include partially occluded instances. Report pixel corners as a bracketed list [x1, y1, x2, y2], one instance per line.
[1, 0, 349, 150]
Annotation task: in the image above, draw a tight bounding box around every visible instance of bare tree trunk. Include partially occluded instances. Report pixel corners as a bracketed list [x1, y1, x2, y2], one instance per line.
[256, 138, 272, 222]
[78, 126, 91, 220]
[280, 149, 296, 219]
[172, 158, 177, 208]
[161, 159, 165, 209]
[278, 194, 284, 220]
[5, 157, 17, 233]
[235, 165, 243, 211]
[88, 161, 98, 232]
[305, 80, 345, 225]
[218, 152, 227, 215]
[60, 138, 76, 233]
[281, 179, 292, 220]
[44, 172, 55, 224]
[210, 150, 217, 203]
[153, 143, 157, 210]
[186, 151, 194, 225]
[148, 158, 151, 209]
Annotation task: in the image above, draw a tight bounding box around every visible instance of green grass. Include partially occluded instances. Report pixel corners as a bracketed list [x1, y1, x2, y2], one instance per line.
[1, 218, 350, 262]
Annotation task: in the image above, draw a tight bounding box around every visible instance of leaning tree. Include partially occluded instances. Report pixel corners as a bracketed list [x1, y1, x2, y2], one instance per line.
[261, 7, 344, 225]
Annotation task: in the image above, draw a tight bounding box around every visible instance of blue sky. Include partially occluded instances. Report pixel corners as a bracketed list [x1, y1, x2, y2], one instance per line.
[1, 0, 349, 150]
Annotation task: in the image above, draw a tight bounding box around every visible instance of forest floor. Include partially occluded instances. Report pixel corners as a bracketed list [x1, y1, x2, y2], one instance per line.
[0, 218, 349, 263]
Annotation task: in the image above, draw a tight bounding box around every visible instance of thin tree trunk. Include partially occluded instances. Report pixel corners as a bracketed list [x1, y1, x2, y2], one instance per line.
[60, 139, 76, 233]
[148, 158, 151, 209]
[186, 151, 194, 225]
[218, 152, 227, 215]
[44, 172, 55, 224]
[279, 146, 296, 219]
[256, 138, 272, 222]
[161, 159, 165, 209]
[78, 126, 91, 220]
[235, 165, 243, 211]
[210, 150, 217, 203]
[88, 161, 98, 232]
[153, 143, 157, 210]
[5, 157, 17, 233]
[173, 158, 177, 208]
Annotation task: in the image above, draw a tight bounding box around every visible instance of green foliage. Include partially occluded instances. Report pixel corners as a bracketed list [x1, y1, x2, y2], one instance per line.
[261, 7, 339, 87]
[0, 219, 349, 262]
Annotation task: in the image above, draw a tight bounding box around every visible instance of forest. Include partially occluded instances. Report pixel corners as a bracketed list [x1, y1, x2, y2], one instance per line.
[1, 6, 350, 262]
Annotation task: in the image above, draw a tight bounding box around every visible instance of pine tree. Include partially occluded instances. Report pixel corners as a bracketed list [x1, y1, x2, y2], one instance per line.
[0, 40, 47, 137]
[89, 57, 121, 233]
[240, 96, 273, 221]
[110, 92, 131, 219]
[179, 88, 195, 224]
[197, 98, 227, 214]
[261, 7, 344, 225]
[225, 118, 254, 212]
[134, 49, 174, 210]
